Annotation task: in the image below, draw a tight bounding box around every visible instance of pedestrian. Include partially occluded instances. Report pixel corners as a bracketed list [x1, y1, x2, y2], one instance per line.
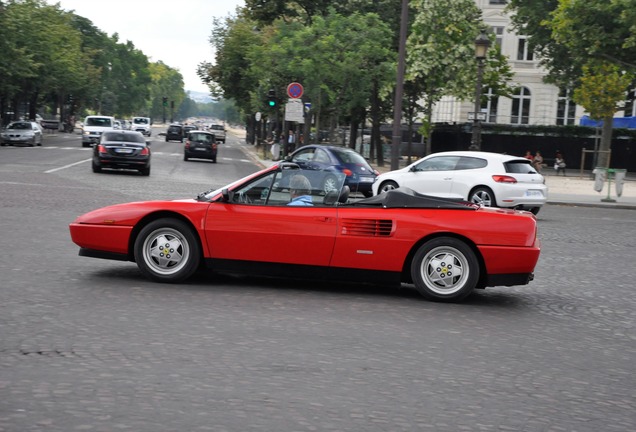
[554, 152, 566, 176]
[268, 135, 280, 161]
[533, 151, 544, 173]
[524, 150, 534, 161]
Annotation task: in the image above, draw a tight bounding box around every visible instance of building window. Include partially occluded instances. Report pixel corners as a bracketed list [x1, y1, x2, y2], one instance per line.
[489, 0, 507, 4]
[483, 87, 498, 123]
[625, 89, 636, 117]
[491, 26, 504, 50]
[557, 88, 577, 125]
[517, 37, 534, 61]
[511, 87, 531, 124]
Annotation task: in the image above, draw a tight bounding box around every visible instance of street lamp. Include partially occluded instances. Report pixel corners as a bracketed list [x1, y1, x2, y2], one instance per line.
[469, 30, 491, 151]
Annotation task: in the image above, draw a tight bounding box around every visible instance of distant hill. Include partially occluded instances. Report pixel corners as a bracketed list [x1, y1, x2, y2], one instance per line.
[188, 90, 213, 104]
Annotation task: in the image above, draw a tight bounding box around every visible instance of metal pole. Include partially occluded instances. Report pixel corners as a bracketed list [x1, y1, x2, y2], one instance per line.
[470, 57, 485, 151]
[391, 0, 409, 170]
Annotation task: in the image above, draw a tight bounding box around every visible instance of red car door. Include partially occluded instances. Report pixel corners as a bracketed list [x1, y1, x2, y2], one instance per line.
[204, 203, 338, 266]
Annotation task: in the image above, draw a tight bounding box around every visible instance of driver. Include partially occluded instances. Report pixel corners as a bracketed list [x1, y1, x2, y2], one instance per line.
[288, 174, 313, 206]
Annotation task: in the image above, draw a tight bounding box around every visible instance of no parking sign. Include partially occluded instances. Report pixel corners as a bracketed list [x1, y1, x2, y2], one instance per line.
[287, 82, 304, 99]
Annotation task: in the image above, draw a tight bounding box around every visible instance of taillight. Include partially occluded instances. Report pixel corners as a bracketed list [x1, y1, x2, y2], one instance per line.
[343, 168, 353, 177]
[97, 144, 107, 154]
[140, 147, 149, 156]
[185, 140, 190, 149]
[492, 175, 517, 184]
[373, 169, 380, 176]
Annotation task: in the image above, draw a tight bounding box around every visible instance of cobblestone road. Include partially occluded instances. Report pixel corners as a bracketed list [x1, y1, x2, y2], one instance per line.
[1, 154, 634, 432]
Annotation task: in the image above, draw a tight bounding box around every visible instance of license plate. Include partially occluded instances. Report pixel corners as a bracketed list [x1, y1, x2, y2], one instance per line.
[195, 148, 207, 151]
[115, 148, 133, 154]
[359, 177, 375, 183]
[525, 190, 543, 197]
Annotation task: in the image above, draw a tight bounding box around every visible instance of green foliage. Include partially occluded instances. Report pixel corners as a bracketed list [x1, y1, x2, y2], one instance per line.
[573, 63, 634, 121]
[0, 0, 186, 122]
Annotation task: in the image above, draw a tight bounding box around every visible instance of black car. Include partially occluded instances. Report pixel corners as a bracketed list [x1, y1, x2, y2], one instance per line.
[165, 124, 184, 142]
[286, 145, 378, 197]
[92, 131, 151, 176]
[184, 131, 218, 163]
[182, 124, 198, 135]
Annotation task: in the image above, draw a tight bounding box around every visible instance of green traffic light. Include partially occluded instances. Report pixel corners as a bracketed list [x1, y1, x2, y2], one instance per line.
[268, 100, 276, 107]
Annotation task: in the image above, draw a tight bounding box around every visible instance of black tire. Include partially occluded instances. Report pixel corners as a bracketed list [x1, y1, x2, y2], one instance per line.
[134, 218, 201, 283]
[362, 191, 374, 198]
[411, 237, 480, 302]
[184, 155, 189, 161]
[165, 137, 169, 142]
[379, 180, 399, 193]
[92, 161, 101, 173]
[140, 166, 151, 176]
[469, 187, 496, 207]
[529, 207, 541, 215]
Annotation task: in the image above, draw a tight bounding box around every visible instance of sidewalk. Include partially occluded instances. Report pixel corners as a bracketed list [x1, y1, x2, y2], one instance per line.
[229, 128, 636, 210]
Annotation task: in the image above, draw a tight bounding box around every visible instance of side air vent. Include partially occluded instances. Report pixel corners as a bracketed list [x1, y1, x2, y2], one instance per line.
[341, 219, 394, 237]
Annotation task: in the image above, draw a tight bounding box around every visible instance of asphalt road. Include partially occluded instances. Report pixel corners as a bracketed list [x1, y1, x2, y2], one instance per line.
[1, 130, 635, 432]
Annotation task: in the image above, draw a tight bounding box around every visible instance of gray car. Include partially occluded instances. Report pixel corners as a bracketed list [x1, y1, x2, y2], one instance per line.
[0, 121, 43, 146]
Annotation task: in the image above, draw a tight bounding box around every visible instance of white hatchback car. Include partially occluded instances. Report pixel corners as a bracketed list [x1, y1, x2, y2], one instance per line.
[372, 151, 548, 214]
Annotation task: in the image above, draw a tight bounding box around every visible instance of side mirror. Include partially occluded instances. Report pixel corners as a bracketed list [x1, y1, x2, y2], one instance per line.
[221, 188, 234, 202]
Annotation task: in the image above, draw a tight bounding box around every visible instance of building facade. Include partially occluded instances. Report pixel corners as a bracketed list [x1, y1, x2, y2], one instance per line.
[433, 0, 586, 127]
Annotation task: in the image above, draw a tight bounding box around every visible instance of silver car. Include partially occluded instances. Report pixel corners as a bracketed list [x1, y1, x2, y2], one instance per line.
[0, 121, 43, 146]
[372, 151, 548, 214]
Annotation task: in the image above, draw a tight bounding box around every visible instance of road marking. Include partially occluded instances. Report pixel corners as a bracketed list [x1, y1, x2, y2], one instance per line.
[45, 158, 92, 173]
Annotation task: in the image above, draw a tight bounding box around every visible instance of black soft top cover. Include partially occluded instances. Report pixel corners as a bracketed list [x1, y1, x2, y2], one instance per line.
[352, 188, 477, 210]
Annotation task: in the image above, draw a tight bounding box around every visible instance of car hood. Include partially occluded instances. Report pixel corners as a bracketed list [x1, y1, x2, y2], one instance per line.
[71, 199, 206, 227]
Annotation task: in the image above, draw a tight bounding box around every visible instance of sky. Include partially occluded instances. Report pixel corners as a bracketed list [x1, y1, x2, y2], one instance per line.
[47, 0, 245, 94]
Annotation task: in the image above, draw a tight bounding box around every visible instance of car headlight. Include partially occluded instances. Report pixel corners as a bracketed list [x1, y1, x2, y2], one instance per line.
[83, 130, 90, 135]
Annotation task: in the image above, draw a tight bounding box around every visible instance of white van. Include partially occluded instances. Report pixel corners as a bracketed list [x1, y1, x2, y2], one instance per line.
[82, 116, 116, 147]
[131, 117, 152, 136]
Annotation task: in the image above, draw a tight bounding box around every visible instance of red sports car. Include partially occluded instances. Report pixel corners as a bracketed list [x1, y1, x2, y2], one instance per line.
[69, 163, 541, 302]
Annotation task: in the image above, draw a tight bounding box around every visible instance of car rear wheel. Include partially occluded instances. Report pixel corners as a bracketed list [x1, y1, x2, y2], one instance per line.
[91, 161, 101, 173]
[411, 237, 479, 302]
[140, 166, 150, 176]
[379, 180, 398, 193]
[529, 207, 541, 215]
[469, 187, 496, 207]
[134, 218, 201, 283]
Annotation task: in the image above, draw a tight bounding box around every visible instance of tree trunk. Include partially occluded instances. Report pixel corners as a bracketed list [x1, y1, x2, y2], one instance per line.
[597, 115, 613, 168]
[370, 80, 383, 166]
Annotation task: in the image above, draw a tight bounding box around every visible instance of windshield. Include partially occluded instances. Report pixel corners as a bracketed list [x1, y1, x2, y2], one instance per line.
[7, 122, 32, 130]
[211, 125, 224, 131]
[202, 167, 347, 206]
[86, 117, 112, 127]
[133, 118, 149, 125]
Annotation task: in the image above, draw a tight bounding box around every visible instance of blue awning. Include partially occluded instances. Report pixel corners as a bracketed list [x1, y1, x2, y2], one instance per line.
[580, 115, 636, 128]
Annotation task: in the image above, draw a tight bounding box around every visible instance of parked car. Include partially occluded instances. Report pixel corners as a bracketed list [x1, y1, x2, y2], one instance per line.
[372, 151, 548, 215]
[184, 131, 217, 162]
[208, 124, 226, 143]
[82, 115, 116, 147]
[285, 145, 379, 197]
[165, 124, 184, 142]
[131, 117, 152, 136]
[0, 121, 43, 146]
[92, 130, 151, 176]
[69, 163, 541, 302]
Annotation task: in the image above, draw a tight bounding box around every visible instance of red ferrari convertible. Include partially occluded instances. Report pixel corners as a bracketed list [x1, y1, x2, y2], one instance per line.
[69, 163, 541, 302]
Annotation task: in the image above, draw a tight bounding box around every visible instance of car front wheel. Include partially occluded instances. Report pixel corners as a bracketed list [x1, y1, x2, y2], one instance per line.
[411, 237, 479, 302]
[469, 187, 496, 207]
[134, 218, 201, 283]
[379, 180, 398, 193]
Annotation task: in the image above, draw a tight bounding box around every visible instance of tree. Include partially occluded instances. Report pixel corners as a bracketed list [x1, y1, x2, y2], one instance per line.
[572, 63, 634, 168]
[508, 0, 636, 168]
[407, 0, 514, 155]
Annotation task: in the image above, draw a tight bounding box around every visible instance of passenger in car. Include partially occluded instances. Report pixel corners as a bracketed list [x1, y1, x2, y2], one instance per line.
[288, 175, 313, 206]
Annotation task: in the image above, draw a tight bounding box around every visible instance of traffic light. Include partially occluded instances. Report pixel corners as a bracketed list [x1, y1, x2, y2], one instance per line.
[267, 89, 277, 108]
[162, 96, 168, 107]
